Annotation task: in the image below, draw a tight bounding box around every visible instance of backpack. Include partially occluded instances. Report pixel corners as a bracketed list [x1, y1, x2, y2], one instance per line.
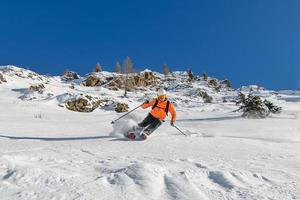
[152, 99, 170, 116]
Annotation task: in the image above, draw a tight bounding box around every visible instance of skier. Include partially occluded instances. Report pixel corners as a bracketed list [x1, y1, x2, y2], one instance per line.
[132, 88, 176, 140]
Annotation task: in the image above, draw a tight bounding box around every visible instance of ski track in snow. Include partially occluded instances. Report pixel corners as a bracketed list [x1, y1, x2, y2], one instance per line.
[1, 66, 300, 199]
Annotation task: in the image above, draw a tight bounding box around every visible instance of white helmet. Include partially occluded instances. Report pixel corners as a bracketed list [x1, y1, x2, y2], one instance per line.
[157, 88, 166, 96]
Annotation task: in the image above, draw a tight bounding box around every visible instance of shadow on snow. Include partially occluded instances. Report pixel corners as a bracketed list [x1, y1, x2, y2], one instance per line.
[177, 115, 240, 122]
[0, 134, 113, 141]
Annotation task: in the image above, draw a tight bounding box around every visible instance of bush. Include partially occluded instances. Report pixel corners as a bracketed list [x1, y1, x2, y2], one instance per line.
[239, 94, 282, 118]
[263, 99, 282, 114]
[236, 92, 246, 105]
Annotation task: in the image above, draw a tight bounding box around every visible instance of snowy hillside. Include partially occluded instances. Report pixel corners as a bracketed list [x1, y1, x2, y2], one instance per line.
[0, 65, 300, 200]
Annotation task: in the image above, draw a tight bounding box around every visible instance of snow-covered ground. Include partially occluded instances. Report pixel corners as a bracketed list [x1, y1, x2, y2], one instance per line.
[1, 66, 300, 200]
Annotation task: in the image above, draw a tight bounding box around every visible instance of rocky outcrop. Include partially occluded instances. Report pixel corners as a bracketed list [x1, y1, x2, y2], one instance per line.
[83, 75, 109, 87]
[208, 79, 218, 87]
[29, 84, 45, 93]
[66, 95, 107, 112]
[82, 71, 156, 90]
[115, 103, 129, 113]
[0, 73, 6, 83]
[107, 77, 124, 90]
[104, 71, 156, 91]
[18, 84, 53, 101]
[62, 71, 79, 81]
[196, 89, 213, 103]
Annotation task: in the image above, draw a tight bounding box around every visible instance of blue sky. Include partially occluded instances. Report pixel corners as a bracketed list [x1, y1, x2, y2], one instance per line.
[1, 0, 300, 89]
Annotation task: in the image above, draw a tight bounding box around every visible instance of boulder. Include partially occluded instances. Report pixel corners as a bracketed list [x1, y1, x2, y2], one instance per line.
[19, 84, 53, 101]
[115, 103, 129, 113]
[83, 75, 105, 87]
[29, 84, 45, 93]
[107, 77, 125, 90]
[208, 79, 219, 87]
[196, 89, 213, 103]
[62, 71, 79, 81]
[66, 95, 107, 112]
[141, 71, 156, 86]
[0, 73, 6, 83]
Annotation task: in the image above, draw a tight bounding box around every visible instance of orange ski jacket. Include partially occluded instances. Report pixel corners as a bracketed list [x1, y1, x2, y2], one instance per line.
[141, 98, 176, 122]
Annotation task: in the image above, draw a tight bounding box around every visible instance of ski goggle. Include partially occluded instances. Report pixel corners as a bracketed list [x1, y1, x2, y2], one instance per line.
[157, 95, 166, 99]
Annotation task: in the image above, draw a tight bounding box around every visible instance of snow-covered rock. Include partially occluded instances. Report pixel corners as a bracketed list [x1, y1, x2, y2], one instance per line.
[0, 72, 6, 83]
[65, 94, 107, 112]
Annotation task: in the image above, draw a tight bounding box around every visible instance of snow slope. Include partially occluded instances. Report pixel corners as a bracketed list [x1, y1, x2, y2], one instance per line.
[0, 66, 300, 200]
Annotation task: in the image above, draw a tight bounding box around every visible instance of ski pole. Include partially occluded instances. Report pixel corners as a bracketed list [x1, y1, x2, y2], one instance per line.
[111, 104, 142, 124]
[173, 125, 187, 136]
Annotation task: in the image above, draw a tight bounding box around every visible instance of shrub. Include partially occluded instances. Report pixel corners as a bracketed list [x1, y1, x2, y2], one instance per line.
[239, 94, 282, 118]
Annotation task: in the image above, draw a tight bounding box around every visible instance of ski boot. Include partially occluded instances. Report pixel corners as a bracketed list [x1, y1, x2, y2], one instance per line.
[140, 133, 148, 140]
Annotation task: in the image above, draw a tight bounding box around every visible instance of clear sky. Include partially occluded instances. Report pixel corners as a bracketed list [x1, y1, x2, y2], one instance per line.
[1, 0, 300, 89]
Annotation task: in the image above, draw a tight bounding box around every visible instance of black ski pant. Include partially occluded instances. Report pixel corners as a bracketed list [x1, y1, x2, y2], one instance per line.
[138, 114, 162, 135]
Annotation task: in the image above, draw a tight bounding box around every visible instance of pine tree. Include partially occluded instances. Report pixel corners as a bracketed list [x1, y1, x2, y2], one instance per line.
[187, 69, 195, 82]
[123, 56, 134, 97]
[123, 56, 134, 74]
[162, 63, 170, 76]
[95, 62, 102, 72]
[202, 72, 208, 81]
[115, 61, 121, 73]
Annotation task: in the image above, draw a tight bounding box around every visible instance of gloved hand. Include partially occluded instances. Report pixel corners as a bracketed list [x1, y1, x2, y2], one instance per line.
[170, 121, 175, 126]
[144, 100, 149, 104]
